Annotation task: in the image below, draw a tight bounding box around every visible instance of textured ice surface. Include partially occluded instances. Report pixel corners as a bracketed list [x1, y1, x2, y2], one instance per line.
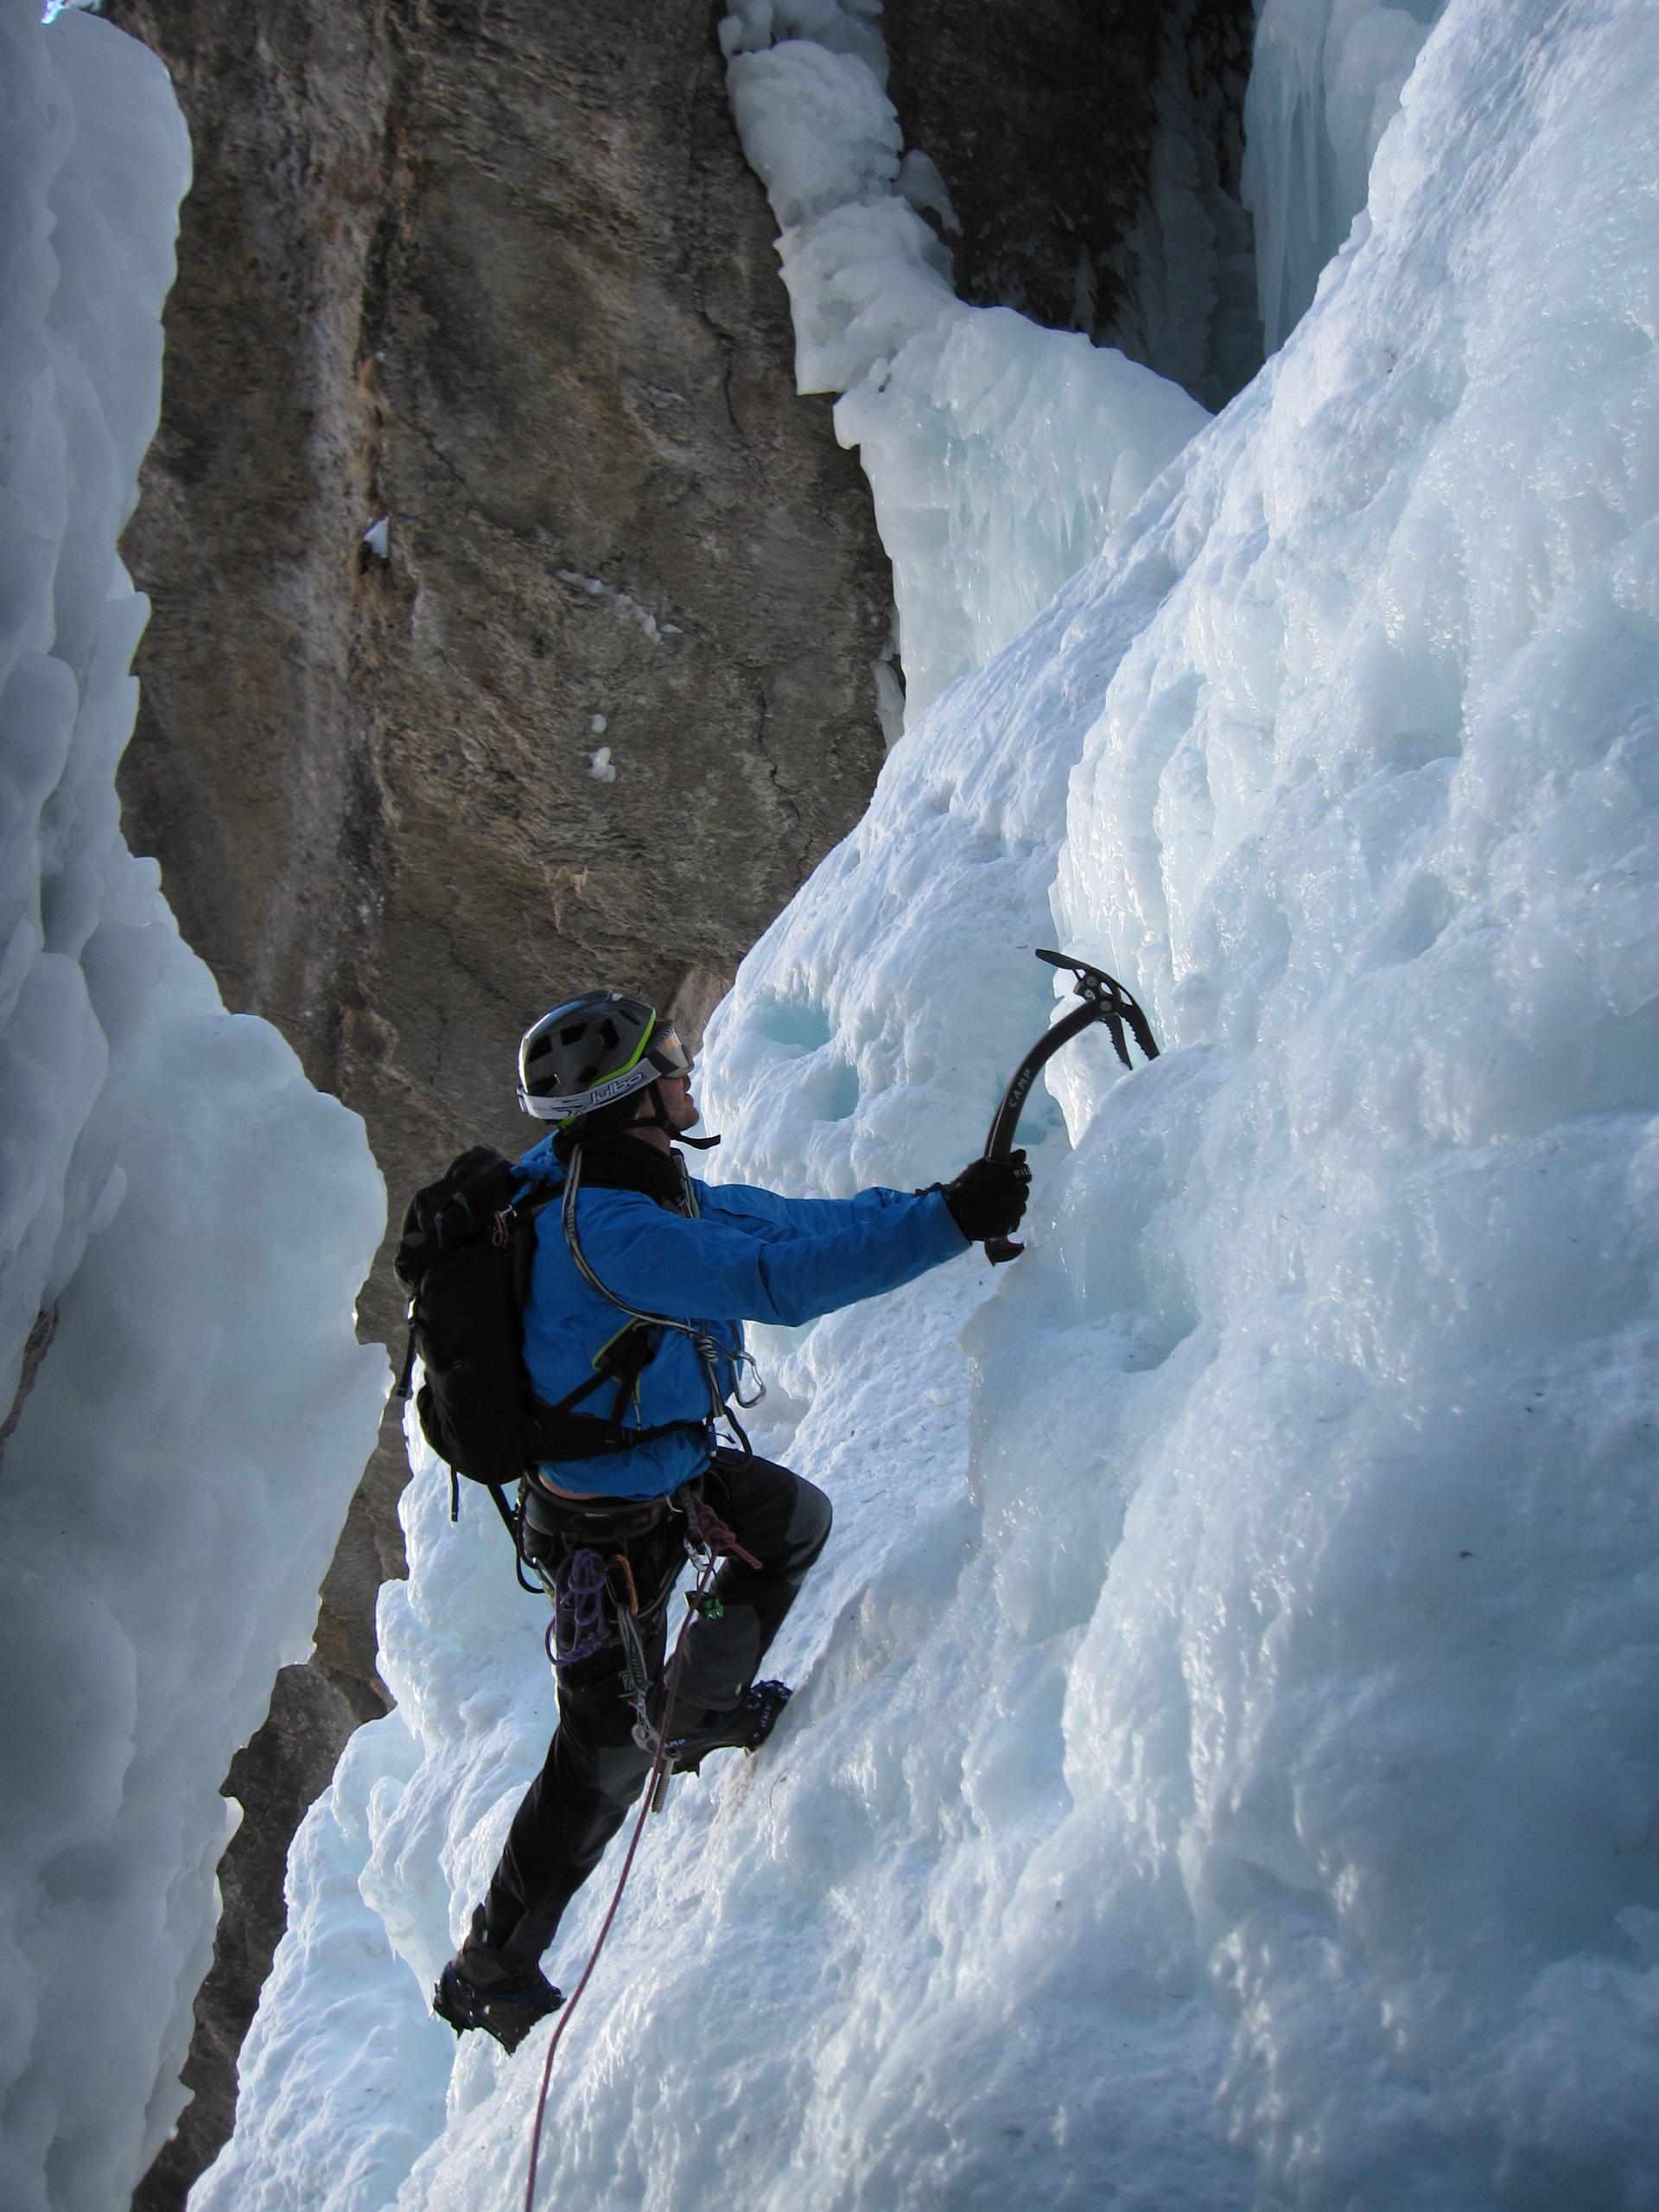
[723, 2, 1210, 724]
[189, 1708, 449, 2212]
[1243, 0, 1445, 351]
[207, 0, 1657, 2205]
[0, 7, 388, 2208]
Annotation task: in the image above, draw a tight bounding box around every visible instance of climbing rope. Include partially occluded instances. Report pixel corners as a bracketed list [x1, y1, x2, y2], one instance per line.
[681, 1484, 761, 1573]
[545, 1548, 610, 1667]
[560, 1141, 767, 1445]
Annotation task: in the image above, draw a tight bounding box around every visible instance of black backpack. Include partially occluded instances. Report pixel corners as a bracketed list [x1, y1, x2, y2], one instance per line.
[392, 1145, 693, 1536]
[393, 1147, 556, 1531]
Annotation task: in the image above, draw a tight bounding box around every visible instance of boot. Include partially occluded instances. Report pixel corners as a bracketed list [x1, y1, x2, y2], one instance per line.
[432, 1911, 563, 2055]
[664, 1679, 791, 1774]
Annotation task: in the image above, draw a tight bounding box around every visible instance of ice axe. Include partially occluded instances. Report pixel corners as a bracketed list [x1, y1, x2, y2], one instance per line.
[982, 948, 1160, 1264]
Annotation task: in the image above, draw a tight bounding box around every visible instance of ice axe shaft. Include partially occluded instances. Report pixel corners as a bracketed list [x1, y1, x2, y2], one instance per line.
[982, 949, 1160, 1264]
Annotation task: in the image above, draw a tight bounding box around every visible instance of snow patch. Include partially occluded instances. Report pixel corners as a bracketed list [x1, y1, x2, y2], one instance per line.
[553, 569, 680, 642]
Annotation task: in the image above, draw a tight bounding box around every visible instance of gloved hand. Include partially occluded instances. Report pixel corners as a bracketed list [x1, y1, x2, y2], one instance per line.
[940, 1151, 1031, 1242]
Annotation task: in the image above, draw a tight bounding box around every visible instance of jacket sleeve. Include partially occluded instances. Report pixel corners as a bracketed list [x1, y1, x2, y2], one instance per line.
[695, 1179, 936, 1240]
[582, 1183, 969, 1327]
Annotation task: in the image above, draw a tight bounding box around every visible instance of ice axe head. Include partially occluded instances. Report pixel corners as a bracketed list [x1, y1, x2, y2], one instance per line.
[1033, 949, 1160, 1070]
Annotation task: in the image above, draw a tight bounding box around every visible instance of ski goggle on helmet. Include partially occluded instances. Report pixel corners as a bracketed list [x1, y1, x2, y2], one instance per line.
[516, 990, 691, 1122]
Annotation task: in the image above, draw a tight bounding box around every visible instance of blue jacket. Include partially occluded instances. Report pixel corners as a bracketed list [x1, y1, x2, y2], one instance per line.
[516, 1135, 969, 1499]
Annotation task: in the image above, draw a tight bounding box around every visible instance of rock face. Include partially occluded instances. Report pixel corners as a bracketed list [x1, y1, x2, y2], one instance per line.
[106, 1, 1255, 2202]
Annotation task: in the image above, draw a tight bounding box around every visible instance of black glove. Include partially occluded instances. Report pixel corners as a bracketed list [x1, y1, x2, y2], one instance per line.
[940, 1152, 1031, 1242]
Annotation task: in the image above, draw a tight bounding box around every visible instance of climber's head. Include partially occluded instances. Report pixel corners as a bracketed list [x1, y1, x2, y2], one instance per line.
[516, 990, 695, 1147]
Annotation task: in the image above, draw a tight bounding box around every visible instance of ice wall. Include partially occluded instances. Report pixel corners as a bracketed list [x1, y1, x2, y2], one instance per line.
[1242, 0, 1445, 352]
[721, 0, 1210, 727]
[721, 0, 1452, 732]
[203, 0, 1656, 2205]
[0, 7, 388, 2207]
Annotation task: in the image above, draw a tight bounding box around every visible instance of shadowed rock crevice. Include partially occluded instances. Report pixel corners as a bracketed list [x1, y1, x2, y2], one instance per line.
[884, 0, 1261, 409]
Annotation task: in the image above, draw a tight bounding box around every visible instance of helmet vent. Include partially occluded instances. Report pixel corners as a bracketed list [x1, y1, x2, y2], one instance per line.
[517, 989, 660, 1121]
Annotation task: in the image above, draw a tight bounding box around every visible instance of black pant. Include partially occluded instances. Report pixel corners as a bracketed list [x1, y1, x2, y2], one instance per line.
[480, 1450, 831, 1967]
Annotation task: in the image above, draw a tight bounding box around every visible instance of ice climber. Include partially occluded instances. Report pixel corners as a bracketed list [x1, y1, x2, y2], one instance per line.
[432, 988, 1030, 2050]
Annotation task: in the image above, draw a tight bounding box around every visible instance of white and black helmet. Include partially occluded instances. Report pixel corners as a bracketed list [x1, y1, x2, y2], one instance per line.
[517, 989, 690, 1122]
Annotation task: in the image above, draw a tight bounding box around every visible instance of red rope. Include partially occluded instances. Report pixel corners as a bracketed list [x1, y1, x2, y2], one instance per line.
[686, 1491, 762, 1572]
[520, 1555, 713, 2212]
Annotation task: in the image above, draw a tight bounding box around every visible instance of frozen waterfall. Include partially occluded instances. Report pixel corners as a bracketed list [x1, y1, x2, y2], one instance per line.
[22, 0, 1657, 2205]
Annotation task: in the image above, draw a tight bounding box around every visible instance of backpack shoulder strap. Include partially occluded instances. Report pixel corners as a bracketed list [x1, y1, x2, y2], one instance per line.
[509, 1179, 560, 1312]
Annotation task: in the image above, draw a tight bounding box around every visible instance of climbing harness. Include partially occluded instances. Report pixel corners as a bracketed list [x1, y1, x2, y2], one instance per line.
[981, 948, 1160, 1262]
[524, 1478, 760, 1768]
